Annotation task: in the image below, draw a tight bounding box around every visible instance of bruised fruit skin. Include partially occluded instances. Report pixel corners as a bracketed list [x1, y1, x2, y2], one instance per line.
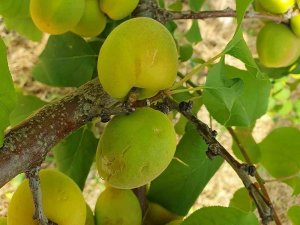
[99, 0, 139, 20]
[7, 170, 86, 225]
[30, 0, 85, 34]
[72, 0, 107, 37]
[97, 107, 177, 189]
[94, 187, 142, 225]
[291, 14, 300, 37]
[258, 0, 295, 14]
[256, 22, 300, 68]
[97, 17, 178, 100]
[144, 202, 183, 225]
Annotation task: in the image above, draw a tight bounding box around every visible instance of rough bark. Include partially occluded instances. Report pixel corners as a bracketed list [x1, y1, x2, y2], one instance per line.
[0, 79, 124, 188]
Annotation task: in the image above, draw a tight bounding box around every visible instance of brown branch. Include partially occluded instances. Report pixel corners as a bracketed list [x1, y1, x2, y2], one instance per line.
[227, 127, 282, 225]
[166, 8, 288, 23]
[0, 79, 127, 188]
[165, 99, 273, 225]
[25, 167, 57, 225]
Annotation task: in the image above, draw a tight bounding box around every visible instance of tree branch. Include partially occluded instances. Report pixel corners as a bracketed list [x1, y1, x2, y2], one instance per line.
[165, 99, 273, 225]
[0, 79, 126, 188]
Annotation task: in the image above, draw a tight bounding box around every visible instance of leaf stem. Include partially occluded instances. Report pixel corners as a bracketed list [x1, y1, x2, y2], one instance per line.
[172, 52, 223, 89]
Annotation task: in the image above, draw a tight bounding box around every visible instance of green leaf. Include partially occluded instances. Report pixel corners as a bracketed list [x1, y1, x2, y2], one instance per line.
[229, 187, 256, 212]
[0, 38, 16, 146]
[288, 205, 300, 225]
[203, 59, 271, 126]
[185, 20, 202, 44]
[235, 0, 253, 26]
[231, 127, 261, 163]
[147, 124, 223, 216]
[168, 0, 183, 11]
[9, 90, 46, 127]
[189, 0, 204, 11]
[0, 0, 27, 18]
[179, 44, 193, 62]
[5, 17, 42, 42]
[53, 127, 98, 190]
[32, 32, 97, 87]
[259, 127, 300, 194]
[181, 206, 259, 225]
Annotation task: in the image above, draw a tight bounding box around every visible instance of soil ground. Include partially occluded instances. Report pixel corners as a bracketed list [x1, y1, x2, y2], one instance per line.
[1, 1, 300, 224]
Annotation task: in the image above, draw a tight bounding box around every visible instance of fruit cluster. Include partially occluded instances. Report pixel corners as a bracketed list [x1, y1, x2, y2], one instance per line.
[30, 0, 139, 37]
[255, 0, 300, 68]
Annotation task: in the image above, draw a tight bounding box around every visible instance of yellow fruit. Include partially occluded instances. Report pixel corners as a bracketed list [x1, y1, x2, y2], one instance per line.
[165, 220, 182, 225]
[258, 0, 295, 14]
[94, 187, 142, 225]
[144, 202, 182, 225]
[86, 204, 95, 225]
[256, 22, 300, 68]
[0, 217, 7, 225]
[291, 14, 300, 37]
[7, 169, 86, 225]
[99, 0, 139, 20]
[98, 17, 178, 99]
[96, 107, 177, 189]
[30, 0, 85, 34]
[72, 0, 107, 37]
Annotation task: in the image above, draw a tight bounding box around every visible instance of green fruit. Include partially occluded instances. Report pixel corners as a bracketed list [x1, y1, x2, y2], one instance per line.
[144, 202, 182, 225]
[94, 187, 142, 225]
[99, 0, 139, 20]
[30, 0, 85, 34]
[86, 204, 95, 225]
[165, 220, 182, 225]
[291, 14, 300, 37]
[72, 0, 107, 37]
[96, 107, 177, 189]
[258, 0, 295, 14]
[256, 22, 300, 68]
[0, 217, 7, 225]
[7, 169, 86, 225]
[98, 17, 178, 99]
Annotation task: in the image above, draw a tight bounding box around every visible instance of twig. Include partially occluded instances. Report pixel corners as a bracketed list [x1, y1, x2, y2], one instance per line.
[25, 167, 57, 225]
[165, 98, 273, 224]
[227, 127, 282, 225]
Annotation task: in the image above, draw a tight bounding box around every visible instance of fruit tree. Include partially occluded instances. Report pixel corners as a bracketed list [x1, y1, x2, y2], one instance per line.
[0, 0, 300, 225]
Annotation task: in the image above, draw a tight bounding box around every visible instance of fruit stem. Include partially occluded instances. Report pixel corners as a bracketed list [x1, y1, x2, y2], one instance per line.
[172, 52, 223, 89]
[170, 85, 205, 94]
[25, 167, 58, 225]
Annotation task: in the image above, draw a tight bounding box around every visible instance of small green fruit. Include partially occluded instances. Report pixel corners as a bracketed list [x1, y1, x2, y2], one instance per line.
[72, 0, 107, 37]
[97, 17, 178, 100]
[291, 14, 300, 37]
[258, 0, 295, 14]
[96, 107, 177, 189]
[99, 0, 139, 20]
[165, 220, 182, 225]
[144, 202, 182, 225]
[256, 22, 300, 68]
[94, 187, 142, 225]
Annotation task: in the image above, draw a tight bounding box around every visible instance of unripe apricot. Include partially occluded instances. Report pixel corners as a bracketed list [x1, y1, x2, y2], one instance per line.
[96, 107, 177, 189]
[257, 0, 295, 14]
[98, 17, 178, 100]
[99, 0, 139, 20]
[256, 22, 300, 68]
[7, 169, 86, 225]
[30, 0, 85, 34]
[94, 187, 142, 225]
[291, 14, 300, 36]
[72, 0, 107, 37]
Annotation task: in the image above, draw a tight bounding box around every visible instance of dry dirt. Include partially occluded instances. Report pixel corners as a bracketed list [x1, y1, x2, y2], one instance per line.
[1, 1, 300, 224]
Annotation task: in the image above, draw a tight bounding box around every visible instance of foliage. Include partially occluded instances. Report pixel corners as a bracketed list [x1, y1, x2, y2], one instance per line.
[1, 0, 300, 224]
